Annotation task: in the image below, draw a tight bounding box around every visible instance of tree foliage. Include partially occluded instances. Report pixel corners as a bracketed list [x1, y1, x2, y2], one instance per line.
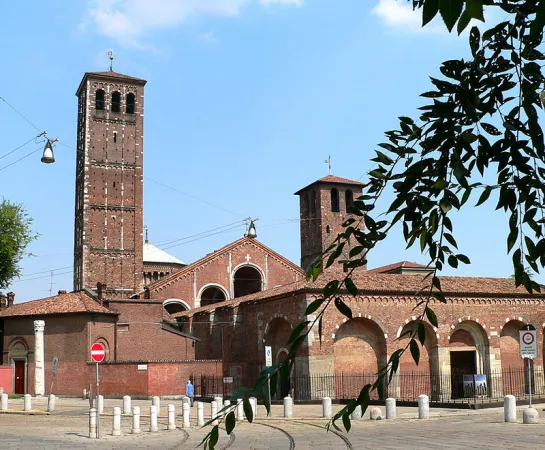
[201, 1, 545, 446]
[0, 199, 36, 289]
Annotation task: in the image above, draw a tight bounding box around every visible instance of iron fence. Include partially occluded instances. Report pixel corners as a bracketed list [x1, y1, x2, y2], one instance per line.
[194, 365, 545, 404]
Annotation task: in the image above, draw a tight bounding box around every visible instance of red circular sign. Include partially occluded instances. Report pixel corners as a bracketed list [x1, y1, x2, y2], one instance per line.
[91, 343, 105, 362]
[522, 332, 535, 345]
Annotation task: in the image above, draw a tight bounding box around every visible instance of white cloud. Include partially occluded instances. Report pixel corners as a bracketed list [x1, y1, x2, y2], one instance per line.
[199, 31, 217, 44]
[371, 0, 444, 34]
[85, 0, 302, 47]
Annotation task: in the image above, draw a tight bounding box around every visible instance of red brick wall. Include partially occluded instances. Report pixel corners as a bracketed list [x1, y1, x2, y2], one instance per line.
[500, 320, 525, 369]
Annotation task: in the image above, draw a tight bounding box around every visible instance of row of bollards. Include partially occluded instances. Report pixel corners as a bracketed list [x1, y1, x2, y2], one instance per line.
[504, 395, 539, 424]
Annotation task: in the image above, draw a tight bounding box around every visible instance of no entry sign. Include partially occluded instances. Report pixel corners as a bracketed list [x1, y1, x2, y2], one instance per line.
[520, 330, 538, 359]
[91, 343, 106, 363]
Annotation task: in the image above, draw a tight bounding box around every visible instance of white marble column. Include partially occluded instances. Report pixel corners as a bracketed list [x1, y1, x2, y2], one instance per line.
[34, 320, 45, 396]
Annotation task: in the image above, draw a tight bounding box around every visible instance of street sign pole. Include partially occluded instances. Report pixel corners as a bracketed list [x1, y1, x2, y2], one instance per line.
[528, 358, 532, 408]
[90, 343, 105, 439]
[520, 324, 537, 408]
[96, 362, 100, 439]
[47, 356, 59, 412]
[265, 346, 272, 417]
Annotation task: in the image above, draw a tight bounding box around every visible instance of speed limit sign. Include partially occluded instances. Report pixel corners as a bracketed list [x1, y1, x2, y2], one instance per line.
[520, 329, 538, 359]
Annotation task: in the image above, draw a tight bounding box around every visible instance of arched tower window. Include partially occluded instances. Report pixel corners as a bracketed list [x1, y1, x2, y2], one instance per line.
[331, 188, 340, 212]
[95, 90, 105, 110]
[310, 191, 317, 214]
[111, 92, 121, 113]
[126, 93, 135, 114]
[345, 189, 354, 212]
[233, 266, 262, 298]
[200, 286, 227, 307]
[302, 192, 309, 215]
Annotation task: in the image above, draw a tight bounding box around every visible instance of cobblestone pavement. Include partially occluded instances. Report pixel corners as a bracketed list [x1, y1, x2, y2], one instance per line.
[1, 397, 545, 449]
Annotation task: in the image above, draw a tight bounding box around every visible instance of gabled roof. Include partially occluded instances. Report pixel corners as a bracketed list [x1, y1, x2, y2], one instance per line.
[294, 175, 365, 195]
[173, 272, 545, 318]
[144, 242, 185, 266]
[146, 237, 303, 294]
[0, 291, 116, 318]
[76, 70, 147, 96]
[368, 261, 432, 274]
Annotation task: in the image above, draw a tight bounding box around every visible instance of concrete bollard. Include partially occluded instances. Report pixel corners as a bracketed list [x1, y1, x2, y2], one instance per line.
[249, 397, 257, 419]
[370, 407, 382, 420]
[123, 395, 131, 415]
[418, 394, 429, 419]
[97, 395, 104, 414]
[112, 407, 121, 436]
[0, 393, 8, 411]
[197, 401, 205, 426]
[223, 399, 231, 408]
[523, 407, 539, 424]
[385, 398, 396, 420]
[350, 405, 362, 420]
[322, 397, 332, 419]
[183, 402, 190, 428]
[89, 408, 97, 439]
[214, 396, 223, 412]
[150, 405, 158, 432]
[23, 394, 32, 411]
[131, 406, 141, 434]
[152, 396, 161, 413]
[48, 394, 56, 412]
[83, 389, 87, 400]
[283, 396, 293, 418]
[0, 387, 3, 396]
[168, 404, 176, 430]
[211, 401, 219, 426]
[236, 398, 244, 421]
[504, 395, 516, 423]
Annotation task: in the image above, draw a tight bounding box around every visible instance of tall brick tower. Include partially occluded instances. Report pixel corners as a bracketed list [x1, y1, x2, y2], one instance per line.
[74, 69, 147, 297]
[295, 175, 366, 272]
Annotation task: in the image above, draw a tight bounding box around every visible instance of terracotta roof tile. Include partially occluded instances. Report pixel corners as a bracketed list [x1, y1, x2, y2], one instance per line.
[368, 261, 432, 274]
[173, 272, 544, 318]
[0, 291, 115, 317]
[294, 175, 365, 194]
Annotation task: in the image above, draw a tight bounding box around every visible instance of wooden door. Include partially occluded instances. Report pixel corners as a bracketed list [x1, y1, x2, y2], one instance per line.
[14, 360, 25, 394]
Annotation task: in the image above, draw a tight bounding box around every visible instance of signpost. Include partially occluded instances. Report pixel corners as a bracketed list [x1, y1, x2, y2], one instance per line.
[91, 343, 105, 438]
[47, 356, 59, 412]
[265, 346, 272, 415]
[520, 325, 537, 407]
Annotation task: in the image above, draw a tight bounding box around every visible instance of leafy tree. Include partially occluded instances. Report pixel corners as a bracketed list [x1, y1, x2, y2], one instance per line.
[0, 199, 36, 289]
[202, 1, 545, 446]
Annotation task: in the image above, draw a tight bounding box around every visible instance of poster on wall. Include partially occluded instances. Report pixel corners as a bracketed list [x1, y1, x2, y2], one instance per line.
[463, 375, 475, 397]
[474, 374, 487, 396]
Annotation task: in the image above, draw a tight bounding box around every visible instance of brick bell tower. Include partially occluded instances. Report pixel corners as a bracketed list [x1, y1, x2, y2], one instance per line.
[74, 68, 147, 298]
[295, 175, 366, 273]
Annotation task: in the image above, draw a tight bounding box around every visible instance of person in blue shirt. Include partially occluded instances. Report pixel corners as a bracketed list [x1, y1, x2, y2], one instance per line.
[186, 380, 194, 407]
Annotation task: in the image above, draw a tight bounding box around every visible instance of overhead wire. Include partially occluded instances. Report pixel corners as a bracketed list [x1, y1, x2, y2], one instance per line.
[0, 136, 39, 161]
[0, 145, 45, 172]
[0, 96, 41, 132]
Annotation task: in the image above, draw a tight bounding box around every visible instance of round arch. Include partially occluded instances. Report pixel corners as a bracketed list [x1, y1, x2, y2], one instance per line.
[232, 263, 265, 298]
[500, 319, 525, 370]
[163, 298, 191, 314]
[198, 283, 229, 308]
[94, 337, 111, 362]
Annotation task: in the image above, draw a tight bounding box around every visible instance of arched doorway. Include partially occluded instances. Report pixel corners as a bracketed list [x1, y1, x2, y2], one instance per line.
[397, 321, 439, 400]
[163, 298, 190, 315]
[233, 266, 262, 298]
[449, 321, 490, 398]
[333, 318, 387, 399]
[264, 317, 292, 399]
[200, 286, 227, 307]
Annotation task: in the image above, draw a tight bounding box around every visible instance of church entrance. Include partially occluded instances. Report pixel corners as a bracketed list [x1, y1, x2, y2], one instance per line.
[450, 350, 477, 398]
[14, 360, 25, 394]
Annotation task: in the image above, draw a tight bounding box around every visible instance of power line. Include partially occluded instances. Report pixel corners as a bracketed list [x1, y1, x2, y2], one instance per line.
[0, 96, 41, 132]
[18, 265, 73, 278]
[151, 220, 247, 246]
[0, 136, 39, 161]
[14, 269, 73, 283]
[0, 146, 43, 172]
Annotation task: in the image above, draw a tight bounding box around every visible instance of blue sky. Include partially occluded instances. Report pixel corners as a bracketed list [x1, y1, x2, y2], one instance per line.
[1, 0, 519, 302]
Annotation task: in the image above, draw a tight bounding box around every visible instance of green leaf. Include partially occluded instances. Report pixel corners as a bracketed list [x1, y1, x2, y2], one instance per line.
[444, 233, 458, 249]
[345, 277, 358, 296]
[288, 321, 310, 344]
[457, 254, 471, 264]
[342, 412, 351, 432]
[305, 298, 325, 315]
[225, 411, 236, 434]
[426, 307, 438, 327]
[469, 26, 480, 55]
[457, 8, 470, 35]
[422, 0, 439, 26]
[209, 426, 219, 449]
[324, 280, 339, 298]
[475, 189, 491, 206]
[334, 297, 353, 319]
[410, 339, 420, 365]
[481, 123, 501, 136]
[438, 0, 463, 32]
[466, 0, 484, 21]
[417, 322, 426, 346]
[448, 254, 458, 268]
[243, 398, 253, 423]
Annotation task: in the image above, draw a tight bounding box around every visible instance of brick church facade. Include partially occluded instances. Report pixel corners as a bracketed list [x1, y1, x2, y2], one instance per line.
[1, 68, 545, 401]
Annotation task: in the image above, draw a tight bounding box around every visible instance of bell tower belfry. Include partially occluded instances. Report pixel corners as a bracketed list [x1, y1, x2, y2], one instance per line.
[295, 175, 366, 273]
[74, 69, 147, 297]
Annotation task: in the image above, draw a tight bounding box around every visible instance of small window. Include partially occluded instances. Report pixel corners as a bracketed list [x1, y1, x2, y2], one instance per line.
[331, 188, 340, 212]
[113, 132, 117, 144]
[126, 93, 135, 114]
[311, 191, 317, 214]
[345, 189, 354, 213]
[95, 90, 105, 110]
[111, 92, 121, 113]
[326, 225, 331, 234]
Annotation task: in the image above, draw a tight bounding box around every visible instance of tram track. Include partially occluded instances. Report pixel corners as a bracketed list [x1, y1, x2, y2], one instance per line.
[255, 422, 296, 449]
[293, 420, 353, 450]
